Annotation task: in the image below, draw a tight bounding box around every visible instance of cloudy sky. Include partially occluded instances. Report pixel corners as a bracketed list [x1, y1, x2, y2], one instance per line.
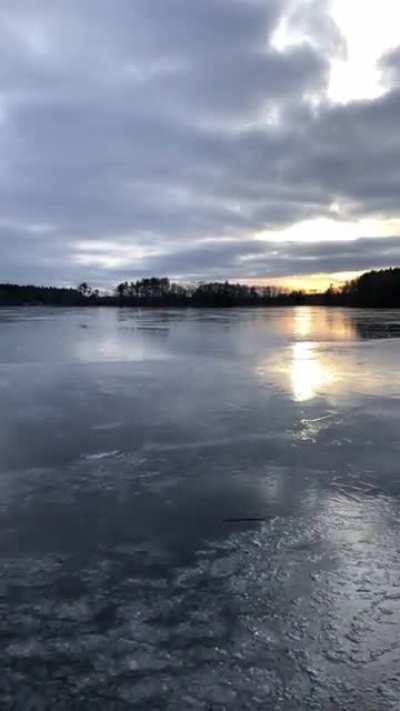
[2, 0, 400, 290]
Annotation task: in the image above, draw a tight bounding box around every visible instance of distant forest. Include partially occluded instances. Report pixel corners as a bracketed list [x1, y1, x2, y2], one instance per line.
[1, 268, 400, 308]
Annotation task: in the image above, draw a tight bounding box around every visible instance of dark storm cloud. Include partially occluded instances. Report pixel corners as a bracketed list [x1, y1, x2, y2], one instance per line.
[0, 0, 400, 285]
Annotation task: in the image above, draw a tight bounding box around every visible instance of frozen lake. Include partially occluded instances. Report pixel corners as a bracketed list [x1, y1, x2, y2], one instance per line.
[1, 306, 400, 709]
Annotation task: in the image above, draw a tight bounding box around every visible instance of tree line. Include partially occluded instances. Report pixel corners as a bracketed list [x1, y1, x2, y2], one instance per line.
[114, 278, 307, 307]
[1, 268, 400, 307]
[0, 278, 306, 307]
[324, 268, 400, 308]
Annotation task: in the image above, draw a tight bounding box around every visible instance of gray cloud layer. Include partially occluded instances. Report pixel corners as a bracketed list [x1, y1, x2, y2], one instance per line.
[1, 0, 400, 285]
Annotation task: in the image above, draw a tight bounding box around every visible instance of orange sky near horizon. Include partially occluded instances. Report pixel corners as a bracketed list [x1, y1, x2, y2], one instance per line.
[242, 271, 363, 294]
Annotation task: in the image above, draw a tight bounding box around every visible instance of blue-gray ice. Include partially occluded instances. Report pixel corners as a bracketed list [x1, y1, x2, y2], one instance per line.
[1, 306, 400, 709]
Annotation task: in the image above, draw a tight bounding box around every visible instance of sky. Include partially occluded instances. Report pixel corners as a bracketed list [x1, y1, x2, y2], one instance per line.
[1, 0, 400, 291]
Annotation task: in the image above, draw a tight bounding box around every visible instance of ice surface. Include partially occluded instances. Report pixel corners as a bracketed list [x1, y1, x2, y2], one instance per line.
[1, 306, 400, 708]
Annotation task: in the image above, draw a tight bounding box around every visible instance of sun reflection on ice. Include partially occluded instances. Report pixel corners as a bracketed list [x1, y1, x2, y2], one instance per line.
[290, 341, 336, 402]
[289, 308, 338, 401]
[293, 307, 312, 339]
[256, 306, 400, 403]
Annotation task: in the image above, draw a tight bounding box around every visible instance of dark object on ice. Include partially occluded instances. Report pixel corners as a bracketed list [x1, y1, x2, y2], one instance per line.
[224, 517, 267, 523]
